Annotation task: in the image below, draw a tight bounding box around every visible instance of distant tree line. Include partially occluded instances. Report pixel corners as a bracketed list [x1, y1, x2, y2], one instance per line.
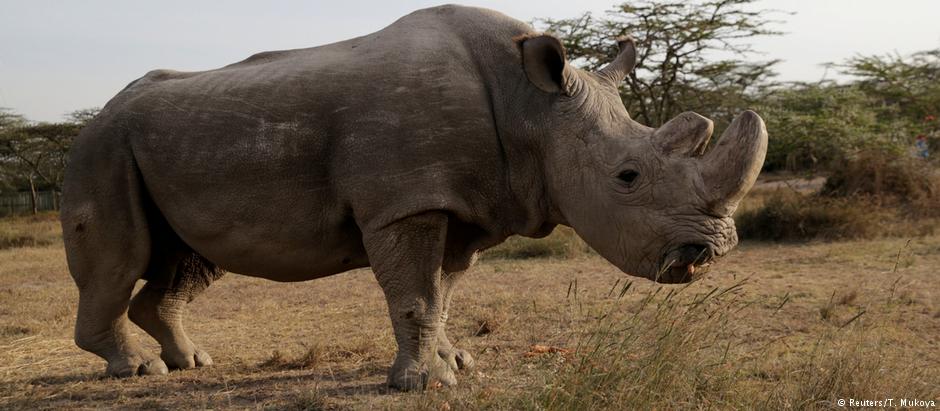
[0, 108, 97, 213]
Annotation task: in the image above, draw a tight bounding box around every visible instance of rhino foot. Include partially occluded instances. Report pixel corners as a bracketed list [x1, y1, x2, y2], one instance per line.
[106, 356, 169, 378]
[161, 347, 213, 370]
[437, 346, 474, 372]
[387, 353, 457, 391]
[436, 328, 474, 372]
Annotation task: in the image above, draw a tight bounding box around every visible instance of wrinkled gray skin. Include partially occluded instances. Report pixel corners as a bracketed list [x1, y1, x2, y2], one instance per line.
[61, 5, 767, 390]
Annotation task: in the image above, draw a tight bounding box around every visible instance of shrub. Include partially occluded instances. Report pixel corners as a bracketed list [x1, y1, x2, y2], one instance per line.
[482, 227, 593, 260]
[821, 149, 940, 221]
[735, 191, 885, 241]
[821, 149, 936, 201]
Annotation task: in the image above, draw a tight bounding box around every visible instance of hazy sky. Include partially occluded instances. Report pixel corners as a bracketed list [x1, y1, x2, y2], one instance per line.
[2, 0, 939, 122]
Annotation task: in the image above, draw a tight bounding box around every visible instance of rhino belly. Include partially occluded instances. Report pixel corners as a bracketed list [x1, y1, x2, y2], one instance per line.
[132, 123, 370, 282]
[155, 192, 370, 282]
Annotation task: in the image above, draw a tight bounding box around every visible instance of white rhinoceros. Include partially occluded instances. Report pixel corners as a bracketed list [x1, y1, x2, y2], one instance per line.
[61, 4, 766, 390]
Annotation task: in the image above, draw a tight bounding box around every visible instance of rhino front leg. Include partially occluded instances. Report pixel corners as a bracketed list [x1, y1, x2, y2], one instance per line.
[364, 212, 456, 391]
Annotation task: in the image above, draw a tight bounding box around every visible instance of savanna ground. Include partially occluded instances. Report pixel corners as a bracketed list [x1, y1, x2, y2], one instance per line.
[0, 181, 938, 410]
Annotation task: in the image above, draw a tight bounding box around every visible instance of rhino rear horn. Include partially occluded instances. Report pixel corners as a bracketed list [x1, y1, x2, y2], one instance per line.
[654, 111, 714, 157]
[702, 111, 768, 214]
[597, 36, 637, 85]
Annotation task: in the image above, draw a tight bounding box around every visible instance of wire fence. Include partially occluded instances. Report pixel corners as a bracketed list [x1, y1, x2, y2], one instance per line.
[0, 191, 60, 216]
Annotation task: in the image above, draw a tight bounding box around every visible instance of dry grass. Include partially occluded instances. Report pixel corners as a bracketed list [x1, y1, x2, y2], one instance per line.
[0, 212, 60, 250]
[1, 213, 938, 410]
[527, 280, 936, 410]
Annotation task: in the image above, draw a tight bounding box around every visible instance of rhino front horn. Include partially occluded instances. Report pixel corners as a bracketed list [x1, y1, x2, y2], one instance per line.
[702, 110, 768, 214]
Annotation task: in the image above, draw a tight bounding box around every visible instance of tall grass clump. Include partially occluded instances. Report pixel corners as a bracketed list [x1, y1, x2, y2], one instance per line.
[753, 317, 939, 409]
[534, 281, 750, 410]
[524, 281, 939, 411]
[772, 332, 936, 408]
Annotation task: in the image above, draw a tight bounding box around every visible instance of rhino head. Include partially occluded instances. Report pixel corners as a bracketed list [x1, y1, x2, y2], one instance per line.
[519, 34, 767, 283]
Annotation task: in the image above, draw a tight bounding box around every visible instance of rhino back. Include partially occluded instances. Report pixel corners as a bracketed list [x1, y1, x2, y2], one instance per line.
[97, 5, 532, 279]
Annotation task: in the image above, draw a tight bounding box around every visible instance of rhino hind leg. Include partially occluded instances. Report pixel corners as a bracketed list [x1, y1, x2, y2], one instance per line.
[129, 240, 225, 371]
[71, 280, 169, 377]
[62, 146, 168, 377]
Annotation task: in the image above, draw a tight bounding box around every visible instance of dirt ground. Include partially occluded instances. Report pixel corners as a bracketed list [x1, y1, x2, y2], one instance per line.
[0, 217, 938, 409]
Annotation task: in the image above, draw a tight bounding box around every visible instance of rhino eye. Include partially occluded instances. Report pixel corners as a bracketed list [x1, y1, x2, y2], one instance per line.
[618, 170, 639, 185]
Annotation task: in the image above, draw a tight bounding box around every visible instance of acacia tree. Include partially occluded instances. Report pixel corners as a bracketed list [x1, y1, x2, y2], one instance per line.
[539, 0, 782, 128]
[0, 109, 27, 129]
[66, 107, 101, 127]
[0, 109, 30, 197]
[840, 49, 940, 152]
[0, 108, 98, 213]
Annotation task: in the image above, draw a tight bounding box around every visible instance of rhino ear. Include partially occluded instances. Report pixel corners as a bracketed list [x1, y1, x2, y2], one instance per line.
[520, 34, 574, 95]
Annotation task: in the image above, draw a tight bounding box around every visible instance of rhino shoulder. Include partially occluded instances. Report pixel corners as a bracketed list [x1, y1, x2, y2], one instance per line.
[120, 69, 197, 93]
[399, 4, 531, 34]
[225, 49, 297, 68]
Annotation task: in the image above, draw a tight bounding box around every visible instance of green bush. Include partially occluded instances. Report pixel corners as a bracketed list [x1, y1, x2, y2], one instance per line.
[758, 84, 905, 172]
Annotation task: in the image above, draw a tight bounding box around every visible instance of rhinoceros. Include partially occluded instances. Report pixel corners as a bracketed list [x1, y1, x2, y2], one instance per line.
[61, 4, 767, 390]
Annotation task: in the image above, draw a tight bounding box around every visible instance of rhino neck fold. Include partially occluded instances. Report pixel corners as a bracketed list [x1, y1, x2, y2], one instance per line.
[454, 24, 563, 239]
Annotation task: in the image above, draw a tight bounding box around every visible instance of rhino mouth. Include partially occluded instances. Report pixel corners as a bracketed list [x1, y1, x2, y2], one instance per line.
[654, 244, 713, 284]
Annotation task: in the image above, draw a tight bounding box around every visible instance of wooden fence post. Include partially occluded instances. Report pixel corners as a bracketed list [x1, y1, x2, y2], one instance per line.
[29, 175, 38, 215]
